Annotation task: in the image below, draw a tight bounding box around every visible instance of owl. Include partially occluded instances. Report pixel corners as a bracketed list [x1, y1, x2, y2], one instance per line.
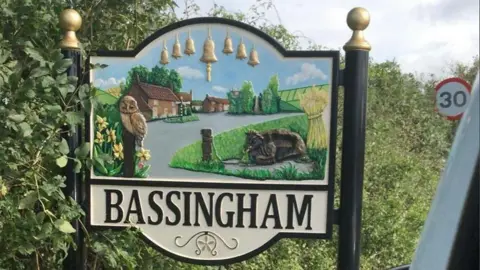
[119, 95, 148, 148]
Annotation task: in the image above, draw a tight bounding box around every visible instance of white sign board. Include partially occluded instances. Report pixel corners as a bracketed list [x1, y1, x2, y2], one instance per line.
[87, 18, 338, 265]
[435, 77, 472, 120]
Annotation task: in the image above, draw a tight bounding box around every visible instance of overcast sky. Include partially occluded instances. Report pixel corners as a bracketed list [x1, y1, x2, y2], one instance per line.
[174, 0, 479, 76]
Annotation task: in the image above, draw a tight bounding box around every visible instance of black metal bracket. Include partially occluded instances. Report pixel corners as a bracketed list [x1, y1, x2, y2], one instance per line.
[333, 208, 340, 225]
[338, 69, 345, 87]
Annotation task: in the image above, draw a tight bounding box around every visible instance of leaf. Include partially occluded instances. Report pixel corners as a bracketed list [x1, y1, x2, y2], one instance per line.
[108, 163, 123, 176]
[54, 219, 76, 233]
[56, 73, 68, 85]
[45, 104, 62, 113]
[30, 67, 50, 78]
[25, 89, 36, 99]
[73, 159, 82, 173]
[59, 138, 70, 155]
[53, 58, 73, 74]
[36, 223, 53, 240]
[74, 142, 90, 159]
[56, 156, 68, 168]
[24, 47, 44, 62]
[93, 156, 108, 175]
[40, 76, 56, 88]
[8, 114, 25, 123]
[57, 84, 75, 98]
[65, 111, 83, 125]
[18, 191, 38, 210]
[18, 122, 33, 137]
[36, 212, 46, 223]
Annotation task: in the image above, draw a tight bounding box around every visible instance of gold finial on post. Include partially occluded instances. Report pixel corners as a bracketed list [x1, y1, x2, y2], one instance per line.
[343, 7, 371, 51]
[59, 9, 82, 50]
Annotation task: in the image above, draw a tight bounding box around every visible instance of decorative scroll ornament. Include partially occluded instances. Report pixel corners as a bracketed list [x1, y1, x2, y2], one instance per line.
[184, 29, 196, 56]
[172, 33, 182, 59]
[222, 28, 234, 55]
[200, 27, 218, 82]
[160, 40, 170, 65]
[175, 231, 239, 256]
[236, 37, 247, 60]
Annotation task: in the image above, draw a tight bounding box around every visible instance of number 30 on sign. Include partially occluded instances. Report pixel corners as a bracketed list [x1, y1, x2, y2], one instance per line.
[435, 77, 472, 120]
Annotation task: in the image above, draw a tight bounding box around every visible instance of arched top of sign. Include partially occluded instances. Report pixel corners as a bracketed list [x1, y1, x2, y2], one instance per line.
[94, 17, 339, 58]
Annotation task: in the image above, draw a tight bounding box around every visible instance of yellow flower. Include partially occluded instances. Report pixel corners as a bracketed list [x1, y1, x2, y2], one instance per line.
[94, 131, 104, 144]
[106, 128, 116, 143]
[96, 115, 108, 131]
[136, 148, 151, 162]
[113, 143, 124, 160]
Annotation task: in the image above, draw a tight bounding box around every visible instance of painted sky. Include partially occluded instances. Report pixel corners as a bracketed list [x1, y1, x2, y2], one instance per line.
[91, 24, 332, 100]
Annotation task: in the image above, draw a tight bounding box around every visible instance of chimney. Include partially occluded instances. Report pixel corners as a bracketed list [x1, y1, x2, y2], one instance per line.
[190, 89, 193, 98]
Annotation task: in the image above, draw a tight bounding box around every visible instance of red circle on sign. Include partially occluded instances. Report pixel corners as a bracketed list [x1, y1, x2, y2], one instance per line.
[434, 77, 472, 120]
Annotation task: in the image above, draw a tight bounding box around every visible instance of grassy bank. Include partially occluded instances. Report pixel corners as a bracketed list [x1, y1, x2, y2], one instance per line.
[169, 115, 328, 180]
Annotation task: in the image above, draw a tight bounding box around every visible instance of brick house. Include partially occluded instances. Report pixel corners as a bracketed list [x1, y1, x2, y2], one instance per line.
[127, 81, 181, 120]
[202, 94, 230, 112]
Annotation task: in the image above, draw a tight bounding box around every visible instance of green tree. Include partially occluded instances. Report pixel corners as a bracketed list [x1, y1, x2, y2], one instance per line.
[240, 81, 255, 114]
[227, 91, 238, 114]
[261, 87, 273, 114]
[125, 65, 150, 92]
[266, 74, 280, 113]
[149, 65, 170, 86]
[168, 69, 183, 93]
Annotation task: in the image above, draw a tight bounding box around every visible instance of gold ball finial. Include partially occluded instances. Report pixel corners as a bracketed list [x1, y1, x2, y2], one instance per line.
[344, 7, 371, 51]
[59, 9, 82, 49]
[346, 7, 370, 31]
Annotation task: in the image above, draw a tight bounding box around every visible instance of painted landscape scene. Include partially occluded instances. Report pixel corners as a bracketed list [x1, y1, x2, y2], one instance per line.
[90, 24, 333, 182]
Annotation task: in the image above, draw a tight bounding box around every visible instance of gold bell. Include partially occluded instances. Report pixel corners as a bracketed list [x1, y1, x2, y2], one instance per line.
[172, 34, 182, 59]
[200, 27, 218, 82]
[236, 37, 247, 60]
[248, 45, 260, 67]
[184, 29, 195, 56]
[222, 28, 234, 55]
[160, 40, 170, 65]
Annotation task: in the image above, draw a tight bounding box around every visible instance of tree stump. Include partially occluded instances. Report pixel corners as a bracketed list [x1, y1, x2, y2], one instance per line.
[201, 129, 213, 161]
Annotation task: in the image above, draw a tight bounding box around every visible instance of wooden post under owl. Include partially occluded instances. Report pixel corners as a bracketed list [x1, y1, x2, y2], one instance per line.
[123, 130, 136, 177]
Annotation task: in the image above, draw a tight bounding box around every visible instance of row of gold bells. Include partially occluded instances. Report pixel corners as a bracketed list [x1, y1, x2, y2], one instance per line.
[160, 28, 260, 82]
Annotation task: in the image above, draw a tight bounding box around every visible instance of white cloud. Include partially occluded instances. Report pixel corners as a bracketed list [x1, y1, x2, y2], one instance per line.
[93, 77, 126, 89]
[212, 85, 228, 93]
[176, 66, 204, 79]
[285, 63, 327, 86]
[175, 0, 479, 76]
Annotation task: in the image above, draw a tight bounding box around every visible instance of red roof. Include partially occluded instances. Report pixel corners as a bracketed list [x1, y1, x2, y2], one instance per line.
[175, 92, 192, 102]
[205, 96, 229, 105]
[136, 82, 179, 102]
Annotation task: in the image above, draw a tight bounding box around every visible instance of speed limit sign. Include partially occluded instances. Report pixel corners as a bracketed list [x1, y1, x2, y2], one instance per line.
[435, 77, 472, 120]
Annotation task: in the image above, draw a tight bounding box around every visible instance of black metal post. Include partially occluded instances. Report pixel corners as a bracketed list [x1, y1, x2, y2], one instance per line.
[337, 7, 371, 270]
[59, 8, 86, 270]
[61, 50, 85, 270]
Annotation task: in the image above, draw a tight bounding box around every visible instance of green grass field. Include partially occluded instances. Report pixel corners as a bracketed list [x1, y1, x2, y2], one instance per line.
[169, 115, 328, 180]
[278, 84, 329, 112]
[95, 90, 118, 105]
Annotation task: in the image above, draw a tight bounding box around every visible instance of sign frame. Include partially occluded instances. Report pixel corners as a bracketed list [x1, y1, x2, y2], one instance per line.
[435, 77, 472, 121]
[85, 17, 339, 265]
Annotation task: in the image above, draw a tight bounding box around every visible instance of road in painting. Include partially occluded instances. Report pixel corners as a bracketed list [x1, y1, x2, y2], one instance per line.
[90, 23, 333, 181]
